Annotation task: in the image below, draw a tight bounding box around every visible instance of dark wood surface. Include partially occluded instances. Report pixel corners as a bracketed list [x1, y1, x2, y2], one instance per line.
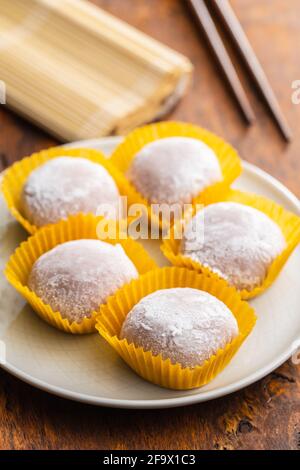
[0, 0, 300, 450]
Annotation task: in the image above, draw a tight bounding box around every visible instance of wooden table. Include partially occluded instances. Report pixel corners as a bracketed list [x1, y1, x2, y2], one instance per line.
[0, 0, 299, 450]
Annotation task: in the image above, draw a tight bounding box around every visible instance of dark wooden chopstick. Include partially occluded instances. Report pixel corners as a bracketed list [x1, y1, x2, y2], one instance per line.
[186, 0, 255, 125]
[211, 0, 292, 142]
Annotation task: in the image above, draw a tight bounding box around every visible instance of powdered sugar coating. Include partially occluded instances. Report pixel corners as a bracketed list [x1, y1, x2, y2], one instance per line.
[28, 239, 138, 323]
[120, 287, 238, 368]
[127, 137, 222, 204]
[22, 157, 120, 226]
[182, 202, 286, 291]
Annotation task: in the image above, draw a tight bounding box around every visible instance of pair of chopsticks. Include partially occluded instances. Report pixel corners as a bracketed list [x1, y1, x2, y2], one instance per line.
[186, 0, 292, 142]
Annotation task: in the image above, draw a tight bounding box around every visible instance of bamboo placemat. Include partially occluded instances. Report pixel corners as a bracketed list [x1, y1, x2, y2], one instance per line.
[0, 0, 192, 141]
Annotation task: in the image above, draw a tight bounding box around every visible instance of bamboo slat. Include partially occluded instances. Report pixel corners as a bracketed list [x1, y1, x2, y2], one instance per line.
[0, 0, 192, 141]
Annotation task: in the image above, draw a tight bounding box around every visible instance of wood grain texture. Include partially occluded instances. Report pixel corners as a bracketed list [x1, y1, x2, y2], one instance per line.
[0, 0, 300, 450]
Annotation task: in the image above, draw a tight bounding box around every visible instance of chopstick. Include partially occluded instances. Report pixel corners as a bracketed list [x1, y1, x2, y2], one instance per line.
[211, 0, 292, 142]
[186, 0, 255, 125]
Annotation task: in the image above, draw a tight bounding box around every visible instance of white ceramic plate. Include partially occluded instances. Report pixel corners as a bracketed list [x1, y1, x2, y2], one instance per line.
[0, 136, 299, 409]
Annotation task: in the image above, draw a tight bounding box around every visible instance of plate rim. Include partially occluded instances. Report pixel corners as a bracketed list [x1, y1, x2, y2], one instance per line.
[1, 136, 299, 409]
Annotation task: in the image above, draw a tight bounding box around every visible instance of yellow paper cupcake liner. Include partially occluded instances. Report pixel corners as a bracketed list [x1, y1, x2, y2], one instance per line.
[4, 213, 157, 334]
[96, 266, 256, 390]
[161, 188, 300, 299]
[1, 146, 138, 234]
[110, 121, 242, 230]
